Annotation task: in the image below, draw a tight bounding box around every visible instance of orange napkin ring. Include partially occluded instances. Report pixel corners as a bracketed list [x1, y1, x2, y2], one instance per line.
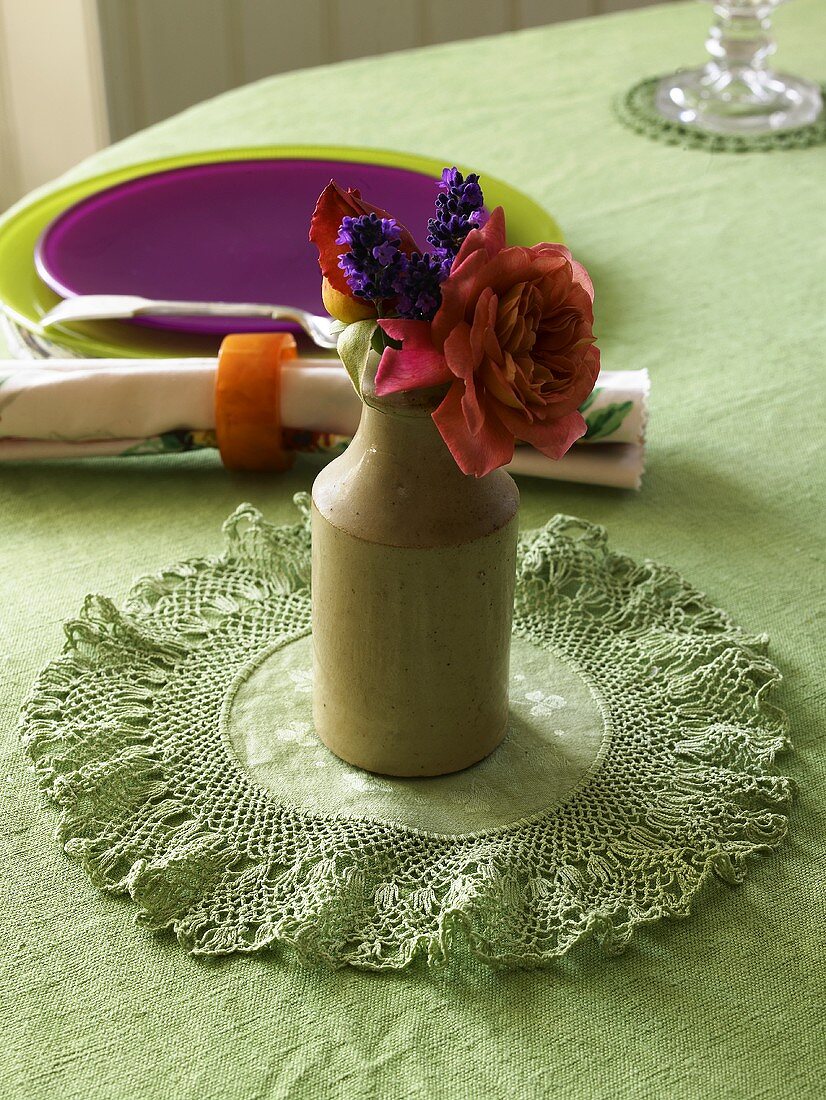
[215, 332, 298, 471]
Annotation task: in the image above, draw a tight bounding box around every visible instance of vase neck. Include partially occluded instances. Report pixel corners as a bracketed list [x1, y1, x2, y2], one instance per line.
[312, 399, 519, 549]
[354, 401, 468, 484]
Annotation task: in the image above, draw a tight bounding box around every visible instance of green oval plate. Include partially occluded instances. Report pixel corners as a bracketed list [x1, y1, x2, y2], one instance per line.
[0, 145, 563, 359]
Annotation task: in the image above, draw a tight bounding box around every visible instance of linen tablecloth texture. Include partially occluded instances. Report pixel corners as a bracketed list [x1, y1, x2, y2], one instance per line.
[1, 1, 823, 1097]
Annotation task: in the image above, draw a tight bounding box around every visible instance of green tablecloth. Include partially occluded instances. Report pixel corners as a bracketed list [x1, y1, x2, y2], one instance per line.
[2, 2, 824, 1096]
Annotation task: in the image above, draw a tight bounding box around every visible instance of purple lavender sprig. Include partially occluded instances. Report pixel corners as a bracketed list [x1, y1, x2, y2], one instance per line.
[336, 168, 487, 322]
[337, 213, 407, 302]
[393, 252, 445, 321]
[336, 214, 445, 321]
[426, 167, 488, 271]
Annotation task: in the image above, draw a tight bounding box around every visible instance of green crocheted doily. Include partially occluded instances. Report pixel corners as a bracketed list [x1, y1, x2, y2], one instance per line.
[615, 76, 826, 153]
[20, 497, 792, 970]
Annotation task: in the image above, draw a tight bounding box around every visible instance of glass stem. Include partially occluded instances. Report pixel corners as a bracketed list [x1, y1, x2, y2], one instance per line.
[706, 2, 776, 79]
[654, 0, 823, 134]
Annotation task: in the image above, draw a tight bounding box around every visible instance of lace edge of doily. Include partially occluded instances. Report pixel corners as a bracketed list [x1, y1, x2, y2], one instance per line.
[614, 77, 826, 153]
[19, 500, 794, 971]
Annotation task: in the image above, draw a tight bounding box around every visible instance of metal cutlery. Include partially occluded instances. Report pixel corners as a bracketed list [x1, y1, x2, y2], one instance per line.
[39, 294, 338, 349]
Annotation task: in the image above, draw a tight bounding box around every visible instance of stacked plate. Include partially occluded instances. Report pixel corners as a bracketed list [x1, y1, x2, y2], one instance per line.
[0, 145, 563, 360]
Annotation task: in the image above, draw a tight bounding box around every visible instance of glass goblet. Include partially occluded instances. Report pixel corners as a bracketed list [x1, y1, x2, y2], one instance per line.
[656, 0, 822, 135]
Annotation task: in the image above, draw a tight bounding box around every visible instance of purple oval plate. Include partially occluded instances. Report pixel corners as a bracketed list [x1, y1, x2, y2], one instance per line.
[35, 157, 455, 336]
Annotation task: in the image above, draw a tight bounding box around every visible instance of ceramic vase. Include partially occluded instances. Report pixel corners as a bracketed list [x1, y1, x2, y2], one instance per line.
[311, 370, 519, 777]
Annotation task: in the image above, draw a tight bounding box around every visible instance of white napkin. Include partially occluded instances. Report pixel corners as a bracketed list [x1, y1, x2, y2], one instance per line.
[0, 357, 648, 488]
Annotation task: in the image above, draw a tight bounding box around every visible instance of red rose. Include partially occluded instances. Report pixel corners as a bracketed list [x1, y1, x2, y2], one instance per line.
[375, 207, 600, 477]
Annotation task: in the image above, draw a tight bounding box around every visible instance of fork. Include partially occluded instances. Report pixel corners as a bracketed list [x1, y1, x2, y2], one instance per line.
[39, 294, 338, 349]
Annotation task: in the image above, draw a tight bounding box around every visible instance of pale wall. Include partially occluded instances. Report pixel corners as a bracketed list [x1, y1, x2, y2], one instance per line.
[0, 0, 108, 206]
[97, 0, 673, 141]
[0, 0, 673, 208]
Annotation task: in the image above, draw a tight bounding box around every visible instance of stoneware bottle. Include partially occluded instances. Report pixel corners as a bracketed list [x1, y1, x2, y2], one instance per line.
[311, 363, 519, 777]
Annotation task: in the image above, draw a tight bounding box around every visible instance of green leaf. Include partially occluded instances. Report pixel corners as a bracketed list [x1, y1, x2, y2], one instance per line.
[336, 319, 379, 398]
[578, 387, 602, 414]
[121, 438, 167, 456]
[159, 431, 190, 452]
[585, 400, 633, 441]
[372, 324, 398, 356]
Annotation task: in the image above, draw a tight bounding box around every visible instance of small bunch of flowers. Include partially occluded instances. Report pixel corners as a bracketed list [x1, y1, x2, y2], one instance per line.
[309, 167, 600, 477]
[313, 167, 485, 323]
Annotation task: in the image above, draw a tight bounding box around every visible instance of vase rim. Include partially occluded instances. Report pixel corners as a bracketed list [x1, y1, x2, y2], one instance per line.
[360, 383, 449, 420]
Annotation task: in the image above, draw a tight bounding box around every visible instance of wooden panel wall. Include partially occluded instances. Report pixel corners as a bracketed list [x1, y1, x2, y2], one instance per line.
[97, 0, 672, 141]
[0, 0, 109, 205]
[0, 8, 21, 210]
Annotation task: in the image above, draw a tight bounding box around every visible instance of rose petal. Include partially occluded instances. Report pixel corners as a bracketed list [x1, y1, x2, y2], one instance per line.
[421, 199, 598, 473]
[477, 206, 507, 258]
[485, 247, 556, 297]
[482, 356, 525, 410]
[432, 383, 515, 478]
[431, 250, 489, 345]
[461, 374, 485, 437]
[496, 407, 586, 459]
[563, 281, 595, 322]
[470, 288, 497, 365]
[449, 205, 507, 269]
[535, 242, 573, 265]
[442, 321, 478, 381]
[570, 259, 595, 302]
[374, 319, 451, 395]
[431, 208, 510, 346]
[309, 182, 419, 296]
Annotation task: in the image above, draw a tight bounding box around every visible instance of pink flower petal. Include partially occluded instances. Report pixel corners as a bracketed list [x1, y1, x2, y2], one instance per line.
[432, 384, 515, 478]
[431, 209, 510, 347]
[374, 319, 452, 395]
[461, 375, 485, 437]
[378, 317, 432, 345]
[470, 288, 497, 364]
[442, 321, 478, 381]
[393, 199, 600, 476]
[451, 205, 507, 267]
[431, 250, 489, 345]
[564, 281, 595, 321]
[485, 247, 552, 296]
[496, 407, 586, 459]
[570, 259, 595, 302]
[476, 206, 507, 258]
[535, 242, 573, 264]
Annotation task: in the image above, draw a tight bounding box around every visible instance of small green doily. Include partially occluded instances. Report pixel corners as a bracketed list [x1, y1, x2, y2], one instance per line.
[615, 76, 826, 153]
[20, 497, 792, 970]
